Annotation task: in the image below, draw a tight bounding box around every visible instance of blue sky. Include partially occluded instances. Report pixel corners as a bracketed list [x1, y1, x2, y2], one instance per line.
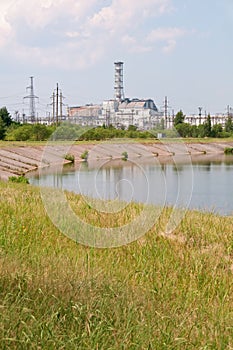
[0, 0, 232, 118]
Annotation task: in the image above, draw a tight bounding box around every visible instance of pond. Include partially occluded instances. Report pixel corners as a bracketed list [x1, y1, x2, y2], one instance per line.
[28, 154, 233, 216]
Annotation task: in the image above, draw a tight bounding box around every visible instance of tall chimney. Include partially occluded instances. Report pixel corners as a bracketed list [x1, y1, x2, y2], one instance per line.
[114, 61, 124, 102]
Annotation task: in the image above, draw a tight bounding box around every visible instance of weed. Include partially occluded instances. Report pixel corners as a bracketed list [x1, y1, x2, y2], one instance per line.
[122, 151, 128, 161]
[81, 150, 89, 161]
[64, 153, 75, 163]
[8, 175, 29, 184]
[224, 147, 233, 154]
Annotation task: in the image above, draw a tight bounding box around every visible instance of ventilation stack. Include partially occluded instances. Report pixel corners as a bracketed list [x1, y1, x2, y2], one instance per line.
[114, 61, 124, 102]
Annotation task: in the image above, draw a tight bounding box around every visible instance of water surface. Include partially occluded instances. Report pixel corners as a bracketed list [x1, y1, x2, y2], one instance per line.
[29, 155, 233, 216]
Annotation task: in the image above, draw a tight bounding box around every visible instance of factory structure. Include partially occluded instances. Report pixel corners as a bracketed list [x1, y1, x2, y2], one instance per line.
[67, 62, 163, 130]
[14, 62, 232, 129]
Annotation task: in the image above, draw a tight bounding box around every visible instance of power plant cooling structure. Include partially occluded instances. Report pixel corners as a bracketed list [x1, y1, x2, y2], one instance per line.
[114, 61, 124, 102]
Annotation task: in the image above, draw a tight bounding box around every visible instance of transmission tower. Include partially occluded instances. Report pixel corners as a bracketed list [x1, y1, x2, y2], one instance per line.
[50, 83, 65, 126]
[24, 76, 38, 123]
[49, 92, 55, 123]
[60, 91, 65, 121]
[162, 96, 171, 128]
[198, 107, 202, 124]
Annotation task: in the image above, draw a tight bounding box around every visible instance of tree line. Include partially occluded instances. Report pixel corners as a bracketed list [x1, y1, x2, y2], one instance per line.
[0, 107, 55, 141]
[1, 107, 233, 141]
[173, 110, 233, 138]
[0, 107, 155, 141]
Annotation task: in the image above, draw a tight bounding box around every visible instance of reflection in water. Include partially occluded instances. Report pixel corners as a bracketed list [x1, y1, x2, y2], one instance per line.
[29, 157, 233, 216]
[172, 164, 184, 172]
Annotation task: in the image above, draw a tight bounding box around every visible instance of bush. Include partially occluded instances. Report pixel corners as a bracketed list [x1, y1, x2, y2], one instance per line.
[122, 151, 128, 161]
[64, 154, 75, 163]
[81, 150, 89, 161]
[9, 175, 29, 184]
[6, 123, 53, 141]
[31, 124, 53, 141]
[52, 123, 84, 140]
[175, 123, 191, 138]
[224, 147, 233, 154]
[12, 125, 32, 141]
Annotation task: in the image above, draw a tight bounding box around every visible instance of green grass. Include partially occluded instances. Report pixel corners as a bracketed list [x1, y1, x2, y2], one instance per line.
[0, 181, 233, 349]
[8, 175, 29, 184]
[1, 137, 233, 149]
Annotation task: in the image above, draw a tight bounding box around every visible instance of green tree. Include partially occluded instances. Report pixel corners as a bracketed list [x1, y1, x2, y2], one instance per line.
[4, 123, 20, 141]
[203, 114, 212, 137]
[174, 110, 185, 127]
[31, 124, 52, 141]
[128, 125, 137, 131]
[211, 123, 223, 138]
[0, 107, 12, 127]
[12, 124, 32, 141]
[190, 125, 199, 138]
[160, 118, 165, 130]
[0, 117, 6, 139]
[175, 123, 192, 138]
[198, 124, 206, 138]
[225, 117, 233, 133]
[52, 123, 84, 140]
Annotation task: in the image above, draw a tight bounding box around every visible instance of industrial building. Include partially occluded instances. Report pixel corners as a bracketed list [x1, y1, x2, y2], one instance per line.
[17, 63, 232, 129]
[67, 62, 163, 129]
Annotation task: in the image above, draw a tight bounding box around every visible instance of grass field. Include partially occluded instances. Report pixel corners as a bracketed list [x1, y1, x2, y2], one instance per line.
[1, 136, 233, 149]
[0, 181, 233, 349]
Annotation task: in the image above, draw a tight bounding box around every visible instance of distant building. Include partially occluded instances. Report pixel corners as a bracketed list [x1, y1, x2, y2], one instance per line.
[102, 98, 162, 129]
[67, 104, 103, 126]
[67, 61, 163, 130]
[67, 98, 162, 130]
[184, 114, 227, 127]
[18, 61, 231, 130]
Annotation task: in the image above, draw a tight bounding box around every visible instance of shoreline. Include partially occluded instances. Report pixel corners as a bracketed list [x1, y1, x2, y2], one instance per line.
[1, 139, 233, 180]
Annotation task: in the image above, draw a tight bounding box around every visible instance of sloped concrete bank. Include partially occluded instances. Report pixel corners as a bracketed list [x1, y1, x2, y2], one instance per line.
[0, 141, 233, 181]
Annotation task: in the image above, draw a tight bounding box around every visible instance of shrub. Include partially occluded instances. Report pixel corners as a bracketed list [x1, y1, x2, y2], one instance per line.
[224, 147, 233, 154]
[122, 151, 128, 161]
[31, 124, 52, 141]
[11, 124, 32, 141]
[64, 154, 75, 163]
[8, 175, 29, 184]
[81, 150, 89, 161]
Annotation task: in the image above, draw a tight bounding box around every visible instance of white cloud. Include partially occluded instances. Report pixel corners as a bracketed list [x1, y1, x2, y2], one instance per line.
[122, 35, 152, 53]
[0, 0, 14, 47]
[147, 27, 187, 53]
[89, 0, 173, 33]
[6, 0, 98, 29]
[0, 0, 186, 68]
[65, 31, 81, 39]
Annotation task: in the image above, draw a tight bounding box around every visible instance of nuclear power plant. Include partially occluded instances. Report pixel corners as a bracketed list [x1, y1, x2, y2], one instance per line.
[67, 62, 163, 129]
[16, 62, 231, 128]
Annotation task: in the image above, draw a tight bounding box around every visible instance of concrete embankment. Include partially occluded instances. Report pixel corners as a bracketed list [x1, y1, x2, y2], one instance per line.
[0, 141, 233, 181]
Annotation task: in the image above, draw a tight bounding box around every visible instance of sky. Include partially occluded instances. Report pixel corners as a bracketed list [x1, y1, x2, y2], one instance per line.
[0, 0, 233, 118]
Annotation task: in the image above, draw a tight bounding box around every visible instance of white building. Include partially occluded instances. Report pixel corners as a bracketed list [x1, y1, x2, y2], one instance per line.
[185, 114, 227, 127]
[103, 98, 162, 129]
[67, 98, 162, 130]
